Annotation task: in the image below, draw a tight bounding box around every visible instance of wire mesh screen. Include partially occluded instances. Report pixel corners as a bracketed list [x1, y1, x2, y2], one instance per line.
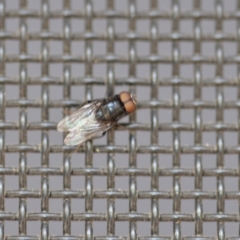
[2, 0, 240, 239]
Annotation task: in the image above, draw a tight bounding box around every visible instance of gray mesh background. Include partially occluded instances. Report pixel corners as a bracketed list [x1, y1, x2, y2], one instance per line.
[1, 0, 240, 239]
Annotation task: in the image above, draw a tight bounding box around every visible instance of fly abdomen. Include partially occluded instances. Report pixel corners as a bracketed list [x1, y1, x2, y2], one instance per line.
[95, 95, 126, 121]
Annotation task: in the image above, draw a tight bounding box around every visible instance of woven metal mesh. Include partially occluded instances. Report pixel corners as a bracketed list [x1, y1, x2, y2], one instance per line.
[1, 0, 240, 239]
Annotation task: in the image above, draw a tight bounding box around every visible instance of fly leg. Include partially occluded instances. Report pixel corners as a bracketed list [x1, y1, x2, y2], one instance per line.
[74, 143, 83, 153]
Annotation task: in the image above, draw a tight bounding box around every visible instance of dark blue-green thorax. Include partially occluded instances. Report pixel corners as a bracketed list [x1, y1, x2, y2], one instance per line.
[95, 95, 127, 121]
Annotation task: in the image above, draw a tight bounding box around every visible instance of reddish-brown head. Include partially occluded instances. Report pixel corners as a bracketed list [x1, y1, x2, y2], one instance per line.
[119, 91, 137, 113]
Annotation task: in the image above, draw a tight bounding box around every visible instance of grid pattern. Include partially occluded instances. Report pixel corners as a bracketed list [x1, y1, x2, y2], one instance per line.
[1, 0, 240, 239]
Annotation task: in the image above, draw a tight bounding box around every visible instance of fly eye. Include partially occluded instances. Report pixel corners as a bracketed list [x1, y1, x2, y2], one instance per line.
[119, 91, 131, 103]
[124, 100, 136, 113]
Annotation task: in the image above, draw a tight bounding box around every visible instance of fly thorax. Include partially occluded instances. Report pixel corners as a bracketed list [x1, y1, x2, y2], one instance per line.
[96, 98, 126, 121]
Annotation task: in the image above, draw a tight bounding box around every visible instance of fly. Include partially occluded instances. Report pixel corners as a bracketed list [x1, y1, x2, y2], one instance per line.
[57, 92, 137, 146]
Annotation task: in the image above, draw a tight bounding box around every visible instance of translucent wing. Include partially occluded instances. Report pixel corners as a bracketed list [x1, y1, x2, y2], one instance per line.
[57, 100, 115, 146]
[57, 102, 98, 132]
[63, 117, 114, 146]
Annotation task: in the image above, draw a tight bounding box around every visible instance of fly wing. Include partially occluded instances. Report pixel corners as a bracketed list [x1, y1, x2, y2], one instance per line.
[57, 102, 98, 132]
[63, 117, 114, 146]
[57, 99, 115, 146]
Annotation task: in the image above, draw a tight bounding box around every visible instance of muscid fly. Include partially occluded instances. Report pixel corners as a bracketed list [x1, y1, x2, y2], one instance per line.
[57, 92, 137, 146]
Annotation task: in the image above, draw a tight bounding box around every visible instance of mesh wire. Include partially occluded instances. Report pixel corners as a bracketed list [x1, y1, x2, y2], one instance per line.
[0, 0, 240, 239]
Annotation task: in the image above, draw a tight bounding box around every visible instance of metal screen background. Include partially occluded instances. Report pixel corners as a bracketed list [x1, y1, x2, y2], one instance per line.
[1, 0, 240, 239]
